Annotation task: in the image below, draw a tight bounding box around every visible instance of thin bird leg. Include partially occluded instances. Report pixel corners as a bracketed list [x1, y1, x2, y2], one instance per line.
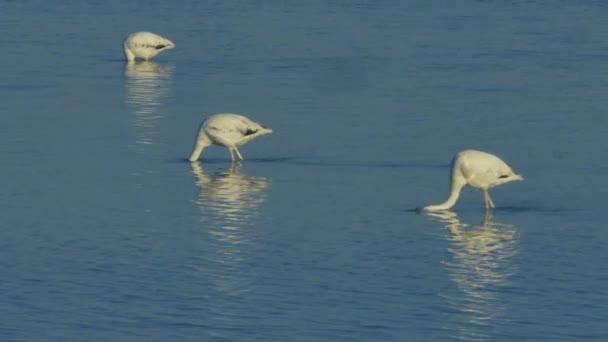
[483, 190, 490, 210]
[483, 210, 492, 225]
[483, 190, 495, 209]
[234, 147, 244, 160]
[487, 191, 495, 209]
[229, 148, 236, 162]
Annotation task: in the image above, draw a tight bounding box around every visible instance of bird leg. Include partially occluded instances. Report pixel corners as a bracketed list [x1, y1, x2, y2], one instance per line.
[487, 191, 495, 209]
[483, 190, 489, 209]
[483, 210, 492, 225]
[483, 190, 496, 209]
[234, 147, 244, 160]
[229, 148, 236, 162]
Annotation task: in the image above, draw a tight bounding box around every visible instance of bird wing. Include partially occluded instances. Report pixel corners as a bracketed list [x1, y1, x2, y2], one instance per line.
[203, 116, 254, 147]
[126, 32, 174, 50]
[475, 163, 515, 188]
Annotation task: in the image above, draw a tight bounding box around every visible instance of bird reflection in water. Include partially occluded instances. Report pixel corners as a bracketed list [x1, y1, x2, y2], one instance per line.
[191, 162, 270, 234]
[124, 61, 174, 153]
[426, 210, 519, 341]
[191, 161, 272, 253]
[191, 162, 270, 303]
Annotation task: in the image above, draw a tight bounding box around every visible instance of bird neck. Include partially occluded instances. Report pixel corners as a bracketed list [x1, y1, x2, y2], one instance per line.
[189, 132, 212, 162]
[124, 47, 135, 62]
[423, 175, 466, 212]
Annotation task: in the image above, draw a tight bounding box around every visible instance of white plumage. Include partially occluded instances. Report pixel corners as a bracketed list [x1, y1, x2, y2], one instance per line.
[123, 32, 175, 62]
[421, 150, 523, 211]
[189, 113, 273, 162]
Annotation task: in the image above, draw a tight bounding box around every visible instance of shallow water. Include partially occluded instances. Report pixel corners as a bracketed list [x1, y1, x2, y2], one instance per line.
[1, 1, 608, 341]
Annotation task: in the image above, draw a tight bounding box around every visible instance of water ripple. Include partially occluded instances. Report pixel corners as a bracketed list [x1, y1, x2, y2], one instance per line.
[124, 61, 174, 153]
[426, 211, 520, 341]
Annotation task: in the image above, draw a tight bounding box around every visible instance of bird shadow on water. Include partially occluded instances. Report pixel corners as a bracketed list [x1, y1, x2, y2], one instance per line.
[172, 153, 450, 168]
[201, 156, 449, 168]
[172, 157, 291, 165]
[408, 201, 573, 216]
[283, 158, 447, 169]
[498, 204, 572, 215]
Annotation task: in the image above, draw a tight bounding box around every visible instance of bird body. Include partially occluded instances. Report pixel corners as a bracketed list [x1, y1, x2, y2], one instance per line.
[189, 113, 273, 162]
[123, 32, 175, 62]
[421, 150, 523, 211]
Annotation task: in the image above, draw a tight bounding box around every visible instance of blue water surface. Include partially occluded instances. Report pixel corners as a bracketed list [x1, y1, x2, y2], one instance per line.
[1, 1, 607, 341]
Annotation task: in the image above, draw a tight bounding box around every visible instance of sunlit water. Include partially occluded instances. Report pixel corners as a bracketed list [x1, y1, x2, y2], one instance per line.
[124, 61, 175, 153]
[1, 1, 607, 341]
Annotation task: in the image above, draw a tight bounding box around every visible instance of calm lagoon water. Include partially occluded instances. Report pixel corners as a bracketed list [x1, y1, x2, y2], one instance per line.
[1, 1, 607, 341]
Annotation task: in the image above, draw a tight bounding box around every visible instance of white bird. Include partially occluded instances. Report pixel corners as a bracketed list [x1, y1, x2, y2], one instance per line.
[420, 150, 523, 212]
[123, 32, 175, 62]
[189, 113, 273, 162]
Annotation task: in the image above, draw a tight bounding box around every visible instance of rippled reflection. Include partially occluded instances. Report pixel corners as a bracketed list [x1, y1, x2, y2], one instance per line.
[428, 211, 519, 341]
[191, 163, 270, 301]
[192, 163, 270, 235]
[124, 61, 173, 153]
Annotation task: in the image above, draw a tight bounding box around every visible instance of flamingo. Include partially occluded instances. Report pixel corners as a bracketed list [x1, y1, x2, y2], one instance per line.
[189, 113, 273, 162]
[420, 150, 523, 211]
[123, 32, 175, 62]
